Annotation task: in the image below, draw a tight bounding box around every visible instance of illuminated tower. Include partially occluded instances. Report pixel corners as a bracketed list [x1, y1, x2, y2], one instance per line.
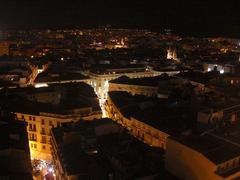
[167, 48, 173, 59]
[167, 48, 179, 62]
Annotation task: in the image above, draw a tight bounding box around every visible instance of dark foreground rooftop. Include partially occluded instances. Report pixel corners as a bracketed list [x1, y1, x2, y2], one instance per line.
[170, 134, 240, 165]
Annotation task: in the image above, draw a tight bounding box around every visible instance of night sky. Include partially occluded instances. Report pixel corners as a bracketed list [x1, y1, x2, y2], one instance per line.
[0, 0, 240, 37]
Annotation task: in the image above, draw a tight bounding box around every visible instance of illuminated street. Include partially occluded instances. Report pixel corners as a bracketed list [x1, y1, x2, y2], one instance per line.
[90, 79, 109, 117]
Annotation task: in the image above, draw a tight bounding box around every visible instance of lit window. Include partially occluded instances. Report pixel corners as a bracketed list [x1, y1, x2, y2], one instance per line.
[33, 124, 36, 131]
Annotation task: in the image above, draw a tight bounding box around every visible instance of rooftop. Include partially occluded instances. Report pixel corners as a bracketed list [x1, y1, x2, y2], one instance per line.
[52, 119, 164, 179]
[109, 91, 195, 136]
[1, 82, 101, 115]
[170, 133, 240, 165]
[90, 64, 147, 75]
[176, 71, 215, 84]
[0, 117, 32, 180]
[51, 119, 121, 178]
[35, 71, 88, 83]
[110, 74, 177, 87]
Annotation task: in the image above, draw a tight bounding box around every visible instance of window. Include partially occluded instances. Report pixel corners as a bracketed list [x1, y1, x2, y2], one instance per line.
[30, 133, 37, 141]
[41, 128, 46, 135]
[226, 162, 229, 169]
[42, 136, 46, 144]
[57, 122, 60, 127]
[33, 124, 36, 131]
[31, 143, 33, 148]
[29, 116, 32, 120]
[34, 144, 37, 149]
[30, 134, 33, 140]
[42, 145, 46, 150]
[33, 117, 36, 121]
[49, 120, 53, 126]
[29, 124, 32, 130]
[41, 119, 45, 125]
[21, 115, 24, 119]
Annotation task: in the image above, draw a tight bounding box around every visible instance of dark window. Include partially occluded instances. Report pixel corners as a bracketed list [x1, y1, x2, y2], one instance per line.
[49, 120, 53, 126]
[42, 136, 46, 143]
[29, 124, 32, 130]
[41, 128, 46, 135]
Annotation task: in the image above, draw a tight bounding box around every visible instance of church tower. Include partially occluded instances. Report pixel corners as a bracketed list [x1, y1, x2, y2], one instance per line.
[167, 47, 179, 62]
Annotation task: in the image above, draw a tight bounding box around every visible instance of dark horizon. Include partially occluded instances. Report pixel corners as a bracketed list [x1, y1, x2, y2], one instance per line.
[0, 0, 240, 38]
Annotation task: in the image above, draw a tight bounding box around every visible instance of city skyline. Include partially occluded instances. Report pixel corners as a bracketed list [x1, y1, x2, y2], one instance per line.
[0, 1, 239, 37]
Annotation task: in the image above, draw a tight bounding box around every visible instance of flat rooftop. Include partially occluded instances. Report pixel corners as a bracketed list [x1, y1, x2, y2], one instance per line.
[1, 82, 101, 115]
[170, 133, 240, 165]
[35, 71, 88, 83]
